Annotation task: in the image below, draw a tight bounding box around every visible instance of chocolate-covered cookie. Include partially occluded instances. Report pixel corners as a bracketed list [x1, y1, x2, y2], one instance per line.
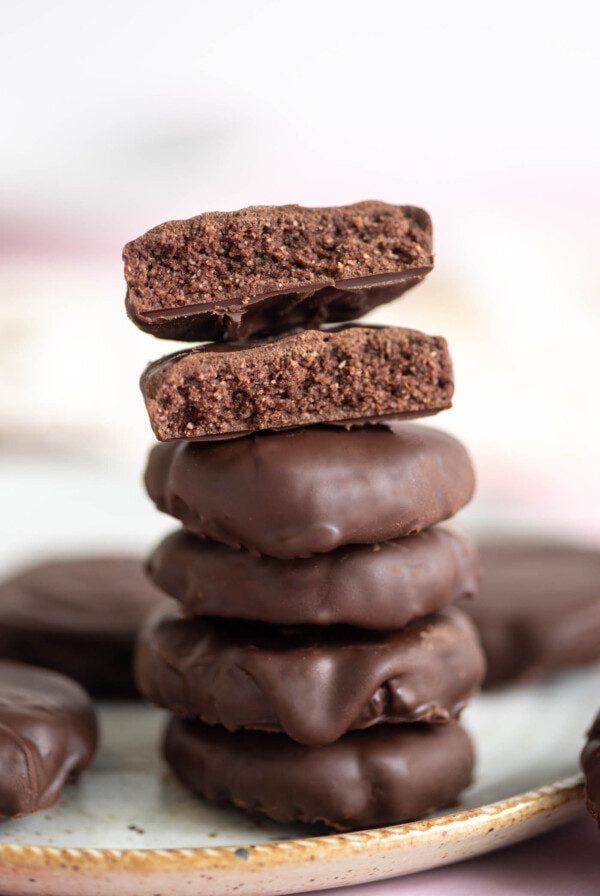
[136, 605, 484, 746]
[145, 423, 475, 558]
[141, 325, 453, 441]
[460, 541, 600, 688]
[164, 719, 474, 830]
[149, 526, 477, 628]
[0, 662, 97, 818]
[582, 711, 600, 827]
[124, 201, 433, 341]
[0, 556, 165, 697]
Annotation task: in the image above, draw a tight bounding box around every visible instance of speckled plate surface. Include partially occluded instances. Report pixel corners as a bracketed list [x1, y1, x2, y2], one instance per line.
[0, 666, 596, 896]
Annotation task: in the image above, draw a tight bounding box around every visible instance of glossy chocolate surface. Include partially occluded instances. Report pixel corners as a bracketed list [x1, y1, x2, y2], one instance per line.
[149, 526, 478, 628]
[0, 556, 165, 697]
[164, 719, 474, 831]
[0, 662, 98, 818]
[145, 422, 475, 558]
[461, 541, 600, 687]
[136, 605, 485, 746]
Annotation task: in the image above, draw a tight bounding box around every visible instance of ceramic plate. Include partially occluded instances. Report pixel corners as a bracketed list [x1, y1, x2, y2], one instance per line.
[0, 666, 596, 896]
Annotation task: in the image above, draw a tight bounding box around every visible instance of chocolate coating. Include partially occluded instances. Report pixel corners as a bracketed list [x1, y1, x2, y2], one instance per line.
[0, 662, 98, 819]
[140, 326, 453, 441]
[145, 423, 475, 559]
[164, 719, 474, 831]
[582, 711, 600, 827]
[136, 605, 484, 746]
[0, 556, 165, 697]
[460, 541, 600, 688]
[149, 526, 478, 628]
[123, 201, 433, 341]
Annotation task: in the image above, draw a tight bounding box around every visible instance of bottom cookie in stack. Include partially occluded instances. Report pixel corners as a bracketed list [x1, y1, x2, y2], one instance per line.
[164, 719, 474, 831]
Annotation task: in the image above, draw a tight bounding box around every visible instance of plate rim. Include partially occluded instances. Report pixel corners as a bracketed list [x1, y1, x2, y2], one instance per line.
[0, 774, 584, 873]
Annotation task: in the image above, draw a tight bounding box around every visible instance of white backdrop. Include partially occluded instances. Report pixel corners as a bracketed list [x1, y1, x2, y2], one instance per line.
[1, 0, 599, 559]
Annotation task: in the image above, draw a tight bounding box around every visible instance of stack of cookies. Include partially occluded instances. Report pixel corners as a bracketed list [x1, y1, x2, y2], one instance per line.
[123, 201, 485, 831]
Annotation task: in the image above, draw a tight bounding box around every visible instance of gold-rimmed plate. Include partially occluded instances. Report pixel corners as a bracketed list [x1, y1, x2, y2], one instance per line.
[1, 667, 596, 896]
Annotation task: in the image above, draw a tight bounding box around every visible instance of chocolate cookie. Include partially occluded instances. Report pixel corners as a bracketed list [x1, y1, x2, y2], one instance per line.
[123, 201, 433, 341]
[0, 662, 97, 818]
[0, 556, 165, 697]
[135, 605, 484, 746]
[461, 541, 600, 688]
[149, 526, 477, 629]
[141, 325, 453, 441]
[582, 711, 600, 826]
[145, 423, 475, 558]
[164, 719, 474, 830]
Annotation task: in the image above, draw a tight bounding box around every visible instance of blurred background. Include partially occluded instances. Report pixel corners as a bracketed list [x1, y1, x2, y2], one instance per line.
[1, 0, 599, 568]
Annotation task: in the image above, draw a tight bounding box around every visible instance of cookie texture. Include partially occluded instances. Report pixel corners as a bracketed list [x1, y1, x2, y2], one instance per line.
[0, 662, 98, 818]
[140, 325, 453, 440]
[164, 719, 474, 831]
[124, 201, 433, 341]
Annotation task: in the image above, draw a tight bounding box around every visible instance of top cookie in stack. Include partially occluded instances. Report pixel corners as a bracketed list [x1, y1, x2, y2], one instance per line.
[125, 201, 453, 441]
[124, 201, 483, 832]
[124, 200, 433, 341]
